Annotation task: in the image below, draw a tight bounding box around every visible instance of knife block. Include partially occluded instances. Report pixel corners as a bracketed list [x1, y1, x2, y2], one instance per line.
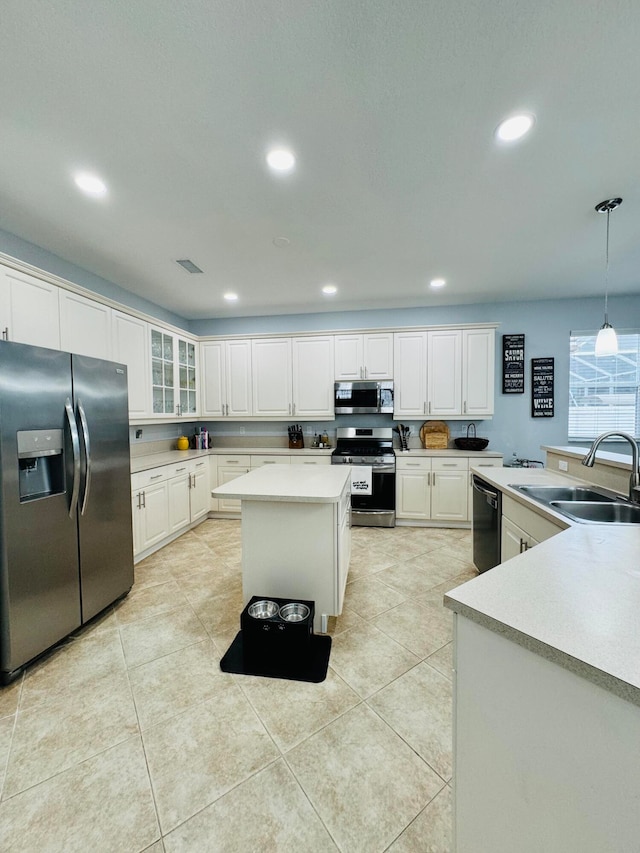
[289, 434, 304, 449]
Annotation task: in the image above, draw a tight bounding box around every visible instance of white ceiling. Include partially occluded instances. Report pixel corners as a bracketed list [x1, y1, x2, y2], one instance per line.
[1, 0, 639, 320]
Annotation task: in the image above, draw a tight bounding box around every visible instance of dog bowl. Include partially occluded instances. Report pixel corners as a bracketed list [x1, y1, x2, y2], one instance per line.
[279, 602, 311, 623]
[247, 599, 279, 619]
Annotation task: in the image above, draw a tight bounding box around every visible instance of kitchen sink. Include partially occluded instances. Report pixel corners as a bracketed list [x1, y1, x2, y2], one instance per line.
[511, 485, 616, 503]
[549, 501, 640, 524]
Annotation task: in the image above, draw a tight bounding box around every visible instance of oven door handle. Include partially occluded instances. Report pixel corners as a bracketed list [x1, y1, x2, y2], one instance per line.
[370, 463, 396, 473]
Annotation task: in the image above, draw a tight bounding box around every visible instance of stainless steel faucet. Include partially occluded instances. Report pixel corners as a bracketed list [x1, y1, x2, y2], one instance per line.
[581, 431, 640, 502]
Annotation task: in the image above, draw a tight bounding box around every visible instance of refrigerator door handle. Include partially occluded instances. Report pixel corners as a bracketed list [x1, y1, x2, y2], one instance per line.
[65, 397, 81, 518]
[77, 399, 92, 515]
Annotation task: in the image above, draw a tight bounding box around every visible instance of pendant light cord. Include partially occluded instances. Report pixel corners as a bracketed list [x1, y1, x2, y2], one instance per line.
[604, 207, 610, 324]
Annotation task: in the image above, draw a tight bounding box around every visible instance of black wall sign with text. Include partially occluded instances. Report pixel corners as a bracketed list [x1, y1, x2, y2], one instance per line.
[531, 357, 554, 417]
[502, 334, 525, 394]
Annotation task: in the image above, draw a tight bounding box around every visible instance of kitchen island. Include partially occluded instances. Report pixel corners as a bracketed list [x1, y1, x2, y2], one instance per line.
[211, 464, 351, 632]
[446, 463, 640, 852]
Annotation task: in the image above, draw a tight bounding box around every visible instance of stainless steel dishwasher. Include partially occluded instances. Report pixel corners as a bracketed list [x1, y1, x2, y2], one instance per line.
[472, 475, 502, 572]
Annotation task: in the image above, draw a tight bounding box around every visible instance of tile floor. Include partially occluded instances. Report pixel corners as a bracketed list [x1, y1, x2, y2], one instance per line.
[0, 520, 477, 852]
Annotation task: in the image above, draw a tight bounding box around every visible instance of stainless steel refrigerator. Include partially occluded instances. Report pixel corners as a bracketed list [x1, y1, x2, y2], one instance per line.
[0, 340, 134, 683]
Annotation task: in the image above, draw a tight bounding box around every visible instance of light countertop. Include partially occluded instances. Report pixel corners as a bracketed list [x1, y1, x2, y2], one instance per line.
[211, 463, 351, 503]
[447, 465, 640, 706]
[130, 446, 333, 474]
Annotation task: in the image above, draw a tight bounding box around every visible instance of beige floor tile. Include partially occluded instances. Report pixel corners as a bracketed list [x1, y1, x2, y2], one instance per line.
[142, 687, 279, 834]
[347, 543, 398, 580]
[143, 842, 165, 853]
[343, 575, 407, 619]
[372, 599, 450, 658]
[238, 668, 360, 751]
[190, 585, 246, 649]
[4, 670, 138, 797]
[133, 557, 175, 590]
[20, 629, 126, 711]
[119, 606, 208, 669]
[325, 605, 367, 638]
[167, 548, 225, 580]
[431, 536, 474, 565]
[114, 579, 188, 626]
[0, 677, 22, 720]
[388, 785, 452, 852]
[163, 759, 337, 852]
[129, 639, 231, 730]
[426, 643, 454, 680]
[0, 736, 159, 853]
[376, 553, 467, 599]
[329, 622, 420, 699]
[287, 704, 444, 853]
[369, 662, 452, 781]
[0, 715, 15, 797]
[177, 566, 242, 607]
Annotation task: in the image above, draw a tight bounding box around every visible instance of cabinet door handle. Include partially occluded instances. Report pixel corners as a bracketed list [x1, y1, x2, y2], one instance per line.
[463, 401, 467, 413]
[428, 401, 432, 414]
[292, 402, 296, 416]
[2, 327, 8, 340]
[519, 537, 526, 553]
[141, 490, 146, 508]
[364, 366, 368, 378]
[424, 402, 427, 414]
[136, 491, 141, 509]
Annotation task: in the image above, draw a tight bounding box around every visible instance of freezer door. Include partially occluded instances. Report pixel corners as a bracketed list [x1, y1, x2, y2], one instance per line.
[0, 342, 82, 678]
[72, 354, 134, 622]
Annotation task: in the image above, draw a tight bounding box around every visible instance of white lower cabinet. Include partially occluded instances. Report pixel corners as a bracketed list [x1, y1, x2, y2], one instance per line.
[131, 469, 170, 557]
[500, 494, 564, 563]
[290, 455, 331, 465]
[216, 455, 251, 513]
[396, 456, 470, 522]
[132, 457, 211, 559]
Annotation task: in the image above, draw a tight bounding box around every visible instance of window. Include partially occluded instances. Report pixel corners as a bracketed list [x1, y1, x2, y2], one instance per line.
[569, 331, 640, 440]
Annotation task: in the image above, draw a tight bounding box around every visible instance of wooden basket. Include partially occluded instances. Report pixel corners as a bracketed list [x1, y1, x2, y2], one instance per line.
[419, 421, 450, 449]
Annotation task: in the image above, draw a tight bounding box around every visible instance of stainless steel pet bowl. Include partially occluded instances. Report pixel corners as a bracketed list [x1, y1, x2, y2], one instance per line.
[247, 599, 279, 619]
[279, 602, 310, 622]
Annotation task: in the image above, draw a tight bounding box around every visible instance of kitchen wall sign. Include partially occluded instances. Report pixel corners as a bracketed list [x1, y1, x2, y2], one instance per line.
[531, 357, 554, 417]
[502, 334, 525, 393]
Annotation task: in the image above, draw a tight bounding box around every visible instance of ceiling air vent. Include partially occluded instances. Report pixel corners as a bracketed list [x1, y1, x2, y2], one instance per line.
[176, 259, 203, 274]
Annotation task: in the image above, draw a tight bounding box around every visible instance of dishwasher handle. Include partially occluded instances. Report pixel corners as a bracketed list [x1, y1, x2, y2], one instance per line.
[472, 478, 499, 509]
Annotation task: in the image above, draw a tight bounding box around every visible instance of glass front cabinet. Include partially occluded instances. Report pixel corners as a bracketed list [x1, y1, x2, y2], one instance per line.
[150, 327, 198, 417]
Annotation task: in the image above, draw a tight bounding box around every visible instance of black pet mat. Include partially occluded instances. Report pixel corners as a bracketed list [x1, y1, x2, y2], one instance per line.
[220, 631, 332, 683]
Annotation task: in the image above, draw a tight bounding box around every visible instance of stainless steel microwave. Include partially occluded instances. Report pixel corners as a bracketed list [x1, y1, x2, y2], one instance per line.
[334, 381, 394, 414]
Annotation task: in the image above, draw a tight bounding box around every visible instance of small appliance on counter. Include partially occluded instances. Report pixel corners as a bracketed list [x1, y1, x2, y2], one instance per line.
[288, 424, 304, 449]
[505, 455, 544, 468]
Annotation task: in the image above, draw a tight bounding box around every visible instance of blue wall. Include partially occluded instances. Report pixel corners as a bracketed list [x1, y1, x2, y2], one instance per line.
[0, 227, 188, 330]
[3, 227, 639, 463]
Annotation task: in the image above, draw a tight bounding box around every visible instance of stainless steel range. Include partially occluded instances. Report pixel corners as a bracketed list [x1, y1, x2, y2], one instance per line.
[331, 427, 396, 527]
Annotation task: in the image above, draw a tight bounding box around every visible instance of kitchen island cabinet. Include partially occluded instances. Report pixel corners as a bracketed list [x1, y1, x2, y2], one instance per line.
[212, 464, 351, 632]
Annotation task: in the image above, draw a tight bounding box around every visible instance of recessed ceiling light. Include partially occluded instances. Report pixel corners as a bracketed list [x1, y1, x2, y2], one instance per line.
[223, 292, 238, 302]
[430, 278, 446, 288]
[322, 284, 338, 295]
[266, 148, 296, 172]
[273, 236, 290, 248]
[495, 113, 535, 142]
[73, 171, 107, 197]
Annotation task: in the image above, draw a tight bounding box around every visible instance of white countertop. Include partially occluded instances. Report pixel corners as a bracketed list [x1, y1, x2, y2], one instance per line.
[131, 445, 500, 474]
[447, 465, 640, 706]
[211, 463, 351, 503]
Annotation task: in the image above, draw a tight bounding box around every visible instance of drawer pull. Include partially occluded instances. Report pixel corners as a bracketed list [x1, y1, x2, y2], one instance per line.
[150, 474, 163, 480]
[175, 467, 186, 473]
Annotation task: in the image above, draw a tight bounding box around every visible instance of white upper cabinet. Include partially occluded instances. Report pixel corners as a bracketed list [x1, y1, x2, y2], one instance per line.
[394, 327, 495, 419]
[292, 335, 335, 418]
[111, 311, 150, 418]
[427, 329, 462, 417]
[463, 328, 495, 417]
[335, 333, 393, 379]
[59, 290, 112, 359]
[252, 337, 293, 417]
[393, 331, 427, 418]
[200, 339, 253, 418]
[0, 265, 61, 350]
[150, 326, 198, 418]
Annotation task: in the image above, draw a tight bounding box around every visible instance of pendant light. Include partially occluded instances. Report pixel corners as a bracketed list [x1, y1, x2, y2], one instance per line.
[594, 197, 622, 356]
